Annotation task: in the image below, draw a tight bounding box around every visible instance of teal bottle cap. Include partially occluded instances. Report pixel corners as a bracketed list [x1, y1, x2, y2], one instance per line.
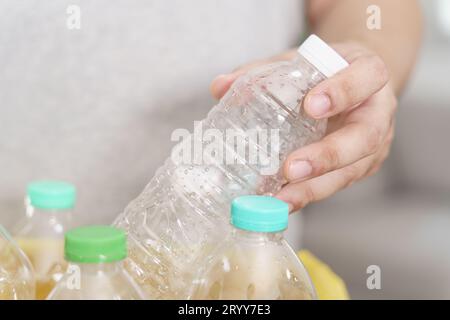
[65, 226, 127, 263]
[27, 181, 76, 210]
[231, 195, 289, 233]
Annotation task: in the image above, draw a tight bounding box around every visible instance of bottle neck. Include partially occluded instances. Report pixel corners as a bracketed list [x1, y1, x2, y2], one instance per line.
[231, 227, 284, 244]
[27, 204, 73, 219]
[70, 260, 124, 276]
[289, 53, 329, 134]
[22, 205, 73, 236]
[293, 54, 328, 84]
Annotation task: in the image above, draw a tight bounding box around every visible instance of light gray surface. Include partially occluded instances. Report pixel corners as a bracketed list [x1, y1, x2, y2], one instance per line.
[0, 0, 304, 227]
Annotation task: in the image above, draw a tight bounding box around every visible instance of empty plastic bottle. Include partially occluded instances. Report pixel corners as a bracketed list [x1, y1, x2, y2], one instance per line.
[0, 224, 35, 300]
[47, 226, 146, 300]
[114, 35, 348, 299]
[188, 195, 315, 300]
[13, 181, 76, 299]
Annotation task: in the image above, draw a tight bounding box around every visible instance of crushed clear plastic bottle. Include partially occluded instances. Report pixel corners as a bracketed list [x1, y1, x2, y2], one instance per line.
[188, 195, 315, 300]
[0, 224, 35, 300]
[113, 35, 348, 299]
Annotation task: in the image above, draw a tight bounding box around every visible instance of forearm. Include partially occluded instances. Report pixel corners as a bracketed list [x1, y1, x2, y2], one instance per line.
[306, 0, 423, 94]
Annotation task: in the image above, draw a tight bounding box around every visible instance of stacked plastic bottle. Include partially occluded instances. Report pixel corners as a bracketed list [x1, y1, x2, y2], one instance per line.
[114, 35, 349, 299]
[13, 181, 76, 299]
[189, 195, 316, 300]
[47, 226, 146, 300]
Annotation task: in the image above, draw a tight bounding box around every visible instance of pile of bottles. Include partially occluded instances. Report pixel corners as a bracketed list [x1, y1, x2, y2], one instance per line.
[0, 181, 146, 300]
[0, 35, 348, 300]
[0, 181, 315, 300]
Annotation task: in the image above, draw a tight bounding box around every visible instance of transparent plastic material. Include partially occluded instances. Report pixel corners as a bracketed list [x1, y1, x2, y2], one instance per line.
[47, 262, 146, 300]
[0, 225, 35, 300]
[13, 204, 73, 299]
[188, 229, 315, 300]
[114, 54, 328, 299]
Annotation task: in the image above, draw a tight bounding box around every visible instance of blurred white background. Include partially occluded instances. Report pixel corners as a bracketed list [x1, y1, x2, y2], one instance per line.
[300, 0, 450, 299]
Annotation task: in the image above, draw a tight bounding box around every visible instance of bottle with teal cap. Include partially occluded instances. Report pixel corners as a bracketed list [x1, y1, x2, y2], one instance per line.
[47, 225, 146, 300]
[188, 195, 316, 300]
[13, 180, 76, 299]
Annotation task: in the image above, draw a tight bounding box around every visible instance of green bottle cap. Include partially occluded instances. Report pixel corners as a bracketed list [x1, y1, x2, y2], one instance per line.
[27, 181, 76, 210]
[231, 195, 289, 233]
[65, 226, 127, 263]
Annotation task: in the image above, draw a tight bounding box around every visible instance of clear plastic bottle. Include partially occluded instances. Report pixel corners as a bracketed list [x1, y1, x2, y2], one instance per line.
[13, 181, 76, 299]
[188, 195, 315, 300]
[47, 226, 146, 300]
[114, 35, 348, 299]
[0, 224, 35, 300]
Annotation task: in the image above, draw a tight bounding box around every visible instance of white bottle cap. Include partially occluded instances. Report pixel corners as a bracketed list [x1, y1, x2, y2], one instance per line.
[297, 34, 349, 78]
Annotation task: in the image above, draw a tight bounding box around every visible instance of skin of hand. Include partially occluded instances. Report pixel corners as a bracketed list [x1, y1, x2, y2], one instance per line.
[210, 42, 397, 212]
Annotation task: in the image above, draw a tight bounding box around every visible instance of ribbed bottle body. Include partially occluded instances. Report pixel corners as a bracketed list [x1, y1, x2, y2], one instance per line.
[114, 55, 327, 299]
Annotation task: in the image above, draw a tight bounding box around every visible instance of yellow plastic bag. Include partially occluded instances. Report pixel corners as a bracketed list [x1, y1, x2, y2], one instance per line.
[298, 250, 349, 300]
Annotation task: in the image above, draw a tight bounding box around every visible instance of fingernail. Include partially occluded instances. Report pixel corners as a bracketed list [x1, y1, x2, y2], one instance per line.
[213, 74, 229, 82]
[287, 202, 294, 213]
[211, 74, 231, 98]
[306, 94, 331, 117]
[289, 160, 312, 181]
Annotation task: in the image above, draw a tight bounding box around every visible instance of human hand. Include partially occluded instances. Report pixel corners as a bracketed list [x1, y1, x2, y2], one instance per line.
[210, 42, 397, 212]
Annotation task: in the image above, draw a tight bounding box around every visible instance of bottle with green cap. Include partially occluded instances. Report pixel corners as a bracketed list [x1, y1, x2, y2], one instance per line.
[13, 180, 76, 299]
[47, 226, 146, 300]
[188, 195, 316, 300]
